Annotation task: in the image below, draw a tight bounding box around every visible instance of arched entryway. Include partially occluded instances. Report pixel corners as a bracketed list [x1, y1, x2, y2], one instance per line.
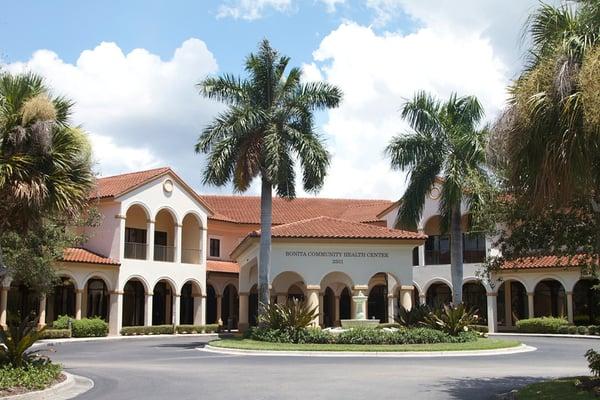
[463, 281, 488, 323]
[287, 284, 305, 302]
[181, 213, 202, 264]
[426, 282, 452, 308]
[180, 282, 194, 325]
[152, 280, 175, 325]
[497, 280, 528, 327]
[49, 276, 76, 321]
[122, 279, 145, 327]
[206, 285, 217, 324]
[222, 284, 239, 328]
[85, 278, 109, 321]
[7, 282, 39, 320]
[154, 209, 176, 262]
[368, 285, 388, 322]
[124, 204, 149, 260]
[573, 279, 600, 325]
[534, 279, 566, 318]
[340, 287, 351, 320]
[248, 285, 258, 327]
[323, 287, 335, 327]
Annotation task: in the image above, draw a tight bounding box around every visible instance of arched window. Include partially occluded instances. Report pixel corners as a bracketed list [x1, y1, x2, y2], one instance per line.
[87, 279, 109, 321]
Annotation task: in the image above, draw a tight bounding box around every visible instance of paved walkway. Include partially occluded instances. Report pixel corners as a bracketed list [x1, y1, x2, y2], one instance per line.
[46, 335, 596, 400]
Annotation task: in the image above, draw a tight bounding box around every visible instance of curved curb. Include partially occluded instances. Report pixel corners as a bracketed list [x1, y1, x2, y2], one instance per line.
[200, 343, 536, 358]
[490, 332, 600, 340]
[1, 372, 94, 400]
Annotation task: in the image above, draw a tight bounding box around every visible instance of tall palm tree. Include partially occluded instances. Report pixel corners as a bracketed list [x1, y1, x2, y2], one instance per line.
[0, 72, 95, 279]
[491, 0, 600, 208]
[386, 91, 489, 304]
[196, 40, 342, 311]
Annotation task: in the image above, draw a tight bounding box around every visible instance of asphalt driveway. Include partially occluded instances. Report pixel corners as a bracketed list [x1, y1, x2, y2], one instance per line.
[46, 335, 596, 400]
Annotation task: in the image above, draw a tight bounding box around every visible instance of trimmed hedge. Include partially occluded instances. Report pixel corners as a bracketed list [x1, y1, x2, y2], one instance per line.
[515, 317, 568, 333]
[52, 315, 108, 337]
[175, 324, 219, 334]
[40, 329, 71, 339]
[248, 326, 479, 345]
[469, 325, 489, 334]
[120, 325, 175, 336]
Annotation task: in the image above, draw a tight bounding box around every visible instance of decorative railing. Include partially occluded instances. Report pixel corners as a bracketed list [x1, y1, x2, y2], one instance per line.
[154, 245, 175, 262]
[124, 242, 147, 260]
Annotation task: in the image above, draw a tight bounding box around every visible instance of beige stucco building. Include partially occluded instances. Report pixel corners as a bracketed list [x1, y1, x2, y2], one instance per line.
[0, 167, 597, 335]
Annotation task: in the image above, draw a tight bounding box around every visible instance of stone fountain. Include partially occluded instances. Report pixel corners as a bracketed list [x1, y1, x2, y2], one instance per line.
[340, 290, 380, 329]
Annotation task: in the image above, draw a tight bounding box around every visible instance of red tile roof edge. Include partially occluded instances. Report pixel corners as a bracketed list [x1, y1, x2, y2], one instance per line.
[61, 247, 120, 266]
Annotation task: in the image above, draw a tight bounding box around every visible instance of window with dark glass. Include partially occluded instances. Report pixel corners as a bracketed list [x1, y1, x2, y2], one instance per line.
[125, 228, 146, 244]
[209, 238, 220, 258]
[412, 246, 419, 266]
[463, 233, 486, 263]
[425, 235, 450, 265]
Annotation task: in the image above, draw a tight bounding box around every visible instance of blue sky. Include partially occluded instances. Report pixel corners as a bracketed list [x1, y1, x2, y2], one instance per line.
[1, 0, 553, 199]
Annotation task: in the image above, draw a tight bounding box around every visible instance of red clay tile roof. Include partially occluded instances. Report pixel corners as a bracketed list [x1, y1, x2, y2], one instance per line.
[248, 216, 426, 240]
[202, 196, 393, 225]
[62, 248, 120, 265]
[93, 167, 171, 199]
[207, 260, 240, 273]
[501, 254, 593, 270]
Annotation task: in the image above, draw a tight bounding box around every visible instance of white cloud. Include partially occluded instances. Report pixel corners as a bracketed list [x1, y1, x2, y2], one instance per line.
[302, 22, 509, 199]
[320, 0, 346, 13]
[217, 0, 294, 20]
[5, 39, 222, 186]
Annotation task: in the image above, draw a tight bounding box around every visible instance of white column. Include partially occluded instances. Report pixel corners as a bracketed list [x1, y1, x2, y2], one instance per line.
[145, 293, 153, 326]
[38, 295, 47, 327]
[117, 214, 126, 261]
[334, 295, 341, 327]
[173, 294, 181, 325]
[351, 285, 368, 319]
[306, 286, 320, 326]
[418, 229, 426, 266]
[239, 293, 249, 331]
[0, 287, 8, 328]
[566, 291, 574, 324]
[216, 294, 223, 325]
[527, 292, 535, 319]
[318, 292, 324, 326]
[419, 294, 426, 305]
[387, 294, 396, 323]
[75, 290, 83, 320]
[174, 224, 182, 263]
[108, 291, 123, 336]
[193, 295, 204, 326]
[504, 281, 512, 327]
[487, 293, 498, 333]
[400, 286, 414, 311]
[147, 219, 155, 261]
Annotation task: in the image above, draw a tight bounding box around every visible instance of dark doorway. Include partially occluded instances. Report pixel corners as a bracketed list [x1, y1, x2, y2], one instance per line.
[123, 280, 145, 326]
[368, 285, 388, 322]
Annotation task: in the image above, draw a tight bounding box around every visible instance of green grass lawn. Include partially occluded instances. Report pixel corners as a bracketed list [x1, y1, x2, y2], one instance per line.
[517, 378, 596, 399]
[209, 338, 521, 352]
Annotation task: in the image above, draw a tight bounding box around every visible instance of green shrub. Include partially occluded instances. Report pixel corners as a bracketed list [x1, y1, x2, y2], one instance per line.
[51, 315, 71, 330]
[40, 329, 71, 339]
[589, 325, 600, 335]
[71, 318, 108, 337]
[515, 317, 568, 333]
[568, 325, 578, 334]
[557, 325, 570, 334]
[577, 325, 589, 335]
[175, 324, 219, 334]
[396, 304, 431, 327]
[423, 304, 478, 335]
[0, 363, 62, 391]
[0, 314, 46, 368]
[586, 349, 600, 377]
[336, 328, 391, 345]
[120, 325, 175, 336]
[258, 300, 318, 343]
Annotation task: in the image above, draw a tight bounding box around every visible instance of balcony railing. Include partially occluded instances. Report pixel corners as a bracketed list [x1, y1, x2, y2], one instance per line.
[154, 245, 175, 262]
[425, 250, 451, 265]
[124, 242, 147, 260]
[182, 248, 202, 265]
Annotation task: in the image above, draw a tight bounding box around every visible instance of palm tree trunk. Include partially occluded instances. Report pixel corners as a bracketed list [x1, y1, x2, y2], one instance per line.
[258, 176, 272, 313]
[450, 203, 463, 305]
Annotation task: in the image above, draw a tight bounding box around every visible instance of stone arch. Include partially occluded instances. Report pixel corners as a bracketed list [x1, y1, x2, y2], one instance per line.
[271, 271, 306, 295]
[462, 280, 488, 323]
[150, 277, 179, 296]
[54, 271, 81, 291]
[573, 279, 600, 325]
[222, 284, 239, 328]
[82, 272, 113, 292]
[320, 271, 354, 296]
[154, 206, 180, 226]
[85, 277, 110, 321]
[426, 281, 452, 308]
[154, 208, 177, 262]
[532, 275, 568, 295]
[120, 275, 150, 294]
[422, 277, 453, 296]
[497, 279, 528, 327]
[124, 201, 151, 220]
[492, 276, 529, 294]
[124, 203, 151, 260]
[152, 278, 177, 325]
[180, 279, 202, 325]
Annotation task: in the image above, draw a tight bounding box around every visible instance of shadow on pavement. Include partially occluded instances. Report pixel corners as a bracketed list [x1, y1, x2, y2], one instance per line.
[434, 376, 544, 399]
[153, 341, 208, 350]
